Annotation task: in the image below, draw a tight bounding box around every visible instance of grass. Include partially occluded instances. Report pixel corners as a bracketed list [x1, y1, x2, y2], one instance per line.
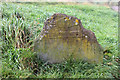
[1, 2, 119, 78]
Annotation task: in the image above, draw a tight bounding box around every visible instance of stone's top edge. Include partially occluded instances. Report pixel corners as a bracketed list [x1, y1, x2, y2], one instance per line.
[48, 13, 83, 28]
[52, 13, 80, 20]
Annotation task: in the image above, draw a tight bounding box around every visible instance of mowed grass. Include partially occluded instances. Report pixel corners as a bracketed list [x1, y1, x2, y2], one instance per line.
[1, 2, 119, 78]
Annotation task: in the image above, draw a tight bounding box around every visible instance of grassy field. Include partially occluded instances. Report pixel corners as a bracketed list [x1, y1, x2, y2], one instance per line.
[1, 2, 119, 78]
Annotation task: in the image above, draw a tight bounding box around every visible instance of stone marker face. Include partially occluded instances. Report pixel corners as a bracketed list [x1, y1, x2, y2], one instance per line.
[34, 13, 103, 64]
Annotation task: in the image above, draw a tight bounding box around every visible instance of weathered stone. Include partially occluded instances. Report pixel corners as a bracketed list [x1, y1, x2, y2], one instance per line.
[34, 13, 103, 64]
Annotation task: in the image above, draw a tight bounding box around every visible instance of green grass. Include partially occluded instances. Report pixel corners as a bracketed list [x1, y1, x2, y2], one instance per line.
[1, 2, 119, 78]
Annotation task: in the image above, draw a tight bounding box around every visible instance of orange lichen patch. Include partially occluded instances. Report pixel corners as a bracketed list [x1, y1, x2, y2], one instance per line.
[75, 19, 79, 25]
[75, 19, 79, 23]
[65, 17, 69, 20]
